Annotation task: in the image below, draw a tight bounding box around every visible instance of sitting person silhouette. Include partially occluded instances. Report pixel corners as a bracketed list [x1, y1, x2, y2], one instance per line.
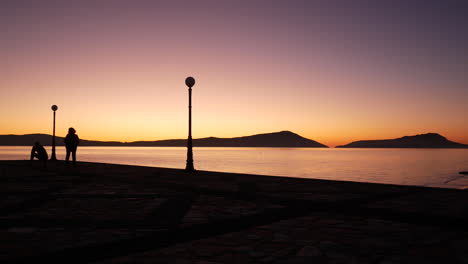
[64, 127, 80, 167]
[30, 141, 48, 166]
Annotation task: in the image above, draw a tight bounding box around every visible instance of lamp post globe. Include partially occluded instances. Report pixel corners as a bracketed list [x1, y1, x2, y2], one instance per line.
[185, 76, 195, 172]
[185, 77, 195, 88]
[50, 105, 58, 160]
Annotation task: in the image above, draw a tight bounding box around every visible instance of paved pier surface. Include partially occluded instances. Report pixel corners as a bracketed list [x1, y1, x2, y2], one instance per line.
[1, 160, 467, 263]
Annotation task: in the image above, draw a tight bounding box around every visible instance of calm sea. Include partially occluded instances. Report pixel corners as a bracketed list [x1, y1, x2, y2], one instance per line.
[1, 146, 468, 189]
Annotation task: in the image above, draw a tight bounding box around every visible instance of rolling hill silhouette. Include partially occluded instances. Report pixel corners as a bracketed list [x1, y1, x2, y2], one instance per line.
[337, 133, 468, 148]
[0, 131, 328, 148]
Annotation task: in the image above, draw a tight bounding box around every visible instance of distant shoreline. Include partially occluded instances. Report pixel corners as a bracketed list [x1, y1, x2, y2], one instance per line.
[0, 131, 329, 148]
[1, 132, 467, 148]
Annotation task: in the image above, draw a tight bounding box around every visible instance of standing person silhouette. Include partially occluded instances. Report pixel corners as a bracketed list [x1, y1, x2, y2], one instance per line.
[64, 127, 80, 167]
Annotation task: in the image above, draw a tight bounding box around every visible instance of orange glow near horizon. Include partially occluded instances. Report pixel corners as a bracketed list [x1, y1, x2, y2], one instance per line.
[1, 1, 467, 147]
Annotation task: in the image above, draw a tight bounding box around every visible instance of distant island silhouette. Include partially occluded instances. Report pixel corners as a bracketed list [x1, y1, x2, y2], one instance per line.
[337, 133, 468, 148]
[0, 131, 328, 148]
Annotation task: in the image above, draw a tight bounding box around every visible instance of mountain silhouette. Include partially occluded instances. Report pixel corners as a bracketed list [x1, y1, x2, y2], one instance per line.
[336, 133, 468, 148]
[0, 134, 125, 146]
[0, 131, 328, 148]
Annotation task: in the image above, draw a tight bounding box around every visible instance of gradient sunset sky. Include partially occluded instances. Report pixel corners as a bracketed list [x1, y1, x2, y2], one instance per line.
[1, 0, 467, 147]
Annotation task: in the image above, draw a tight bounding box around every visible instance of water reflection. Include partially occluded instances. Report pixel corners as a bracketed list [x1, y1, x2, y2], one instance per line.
[1, 146, 467, 189]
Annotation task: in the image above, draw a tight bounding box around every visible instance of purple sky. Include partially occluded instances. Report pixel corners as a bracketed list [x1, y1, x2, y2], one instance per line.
[1, 0, 467, 145]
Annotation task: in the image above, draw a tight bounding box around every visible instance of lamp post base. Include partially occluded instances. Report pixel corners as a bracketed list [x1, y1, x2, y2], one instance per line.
[50, 145, 57, 161]
[186, 134, 195, 172]
[185, 162, 195, 172]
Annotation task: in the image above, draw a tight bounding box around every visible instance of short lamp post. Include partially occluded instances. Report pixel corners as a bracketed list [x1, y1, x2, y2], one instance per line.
[50, 105, 58, 161]
[185, 77, 195, 172]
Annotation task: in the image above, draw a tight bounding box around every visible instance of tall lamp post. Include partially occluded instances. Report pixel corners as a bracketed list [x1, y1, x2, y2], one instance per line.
[50, 105, 58, 161]
[185, 77, 195, 172]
